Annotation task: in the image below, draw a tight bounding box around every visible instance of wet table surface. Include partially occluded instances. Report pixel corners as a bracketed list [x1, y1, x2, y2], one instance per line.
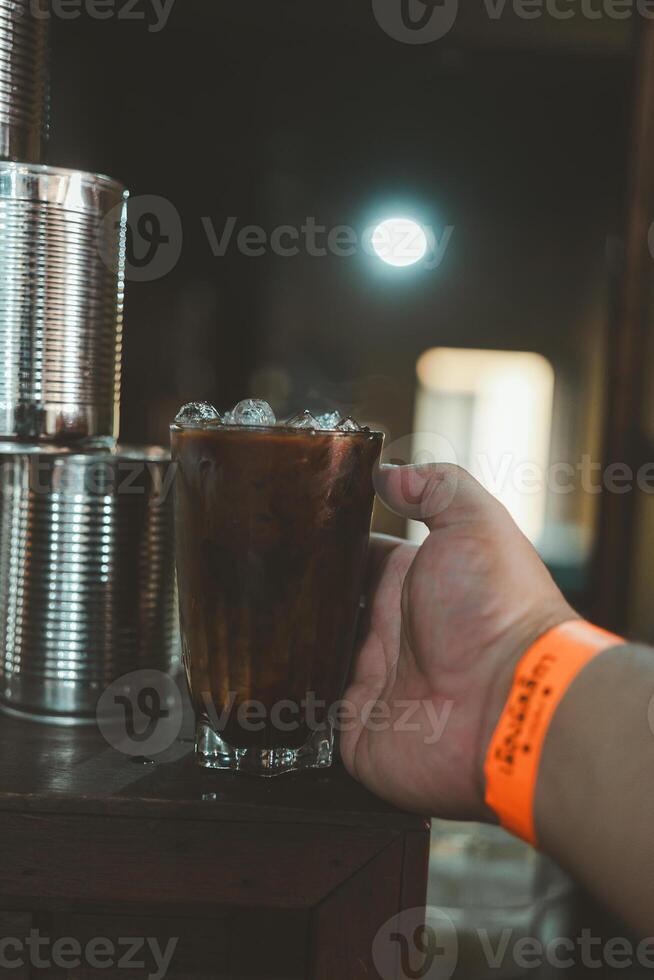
[0, 711, 646, 979]
[0, 708, 426, 830]
[0, 708, 431, 979]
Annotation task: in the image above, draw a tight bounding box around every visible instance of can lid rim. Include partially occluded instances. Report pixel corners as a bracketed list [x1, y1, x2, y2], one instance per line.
[0, 161, 127, 199]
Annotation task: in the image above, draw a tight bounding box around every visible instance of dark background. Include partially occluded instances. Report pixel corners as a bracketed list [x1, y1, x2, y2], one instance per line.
[47, 1, 634, 558]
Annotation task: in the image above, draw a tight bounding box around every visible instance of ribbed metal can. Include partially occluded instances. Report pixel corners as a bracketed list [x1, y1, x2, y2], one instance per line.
[0, 444, 179, 724]
[0, 0, 50, 163]
[0, 162, 128, 443]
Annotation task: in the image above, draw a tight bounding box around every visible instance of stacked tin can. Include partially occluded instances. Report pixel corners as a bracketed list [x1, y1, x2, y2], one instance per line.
[0, 1, 178, 723]
[0, 0, 49, 162]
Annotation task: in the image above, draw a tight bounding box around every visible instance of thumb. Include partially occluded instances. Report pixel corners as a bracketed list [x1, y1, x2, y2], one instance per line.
[374, 462, 504, 532]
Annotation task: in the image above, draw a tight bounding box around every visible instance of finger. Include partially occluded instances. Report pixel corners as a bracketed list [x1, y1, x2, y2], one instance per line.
[355, 536, 416, 682]
[367, 532, 405, 579]
[363, 534, 415, 609]
[374, 462, 503, 532]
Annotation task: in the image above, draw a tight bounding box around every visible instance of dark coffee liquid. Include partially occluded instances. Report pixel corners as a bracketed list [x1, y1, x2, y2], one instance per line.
[172, 425, 383, 750]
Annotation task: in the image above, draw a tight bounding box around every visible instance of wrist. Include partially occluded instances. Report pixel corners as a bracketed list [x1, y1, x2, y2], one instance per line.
[476, 602, 578, 820]
[532, 642, 654, 933]
[480, 616, 625, 845]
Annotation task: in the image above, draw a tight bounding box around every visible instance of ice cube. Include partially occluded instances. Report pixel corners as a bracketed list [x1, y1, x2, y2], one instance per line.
[174, 402, 221, 425]
[285, 410, 320, 429]
[222, 410, 235, 425]
[315, 411, 342, 431]
[232, 399, 276, 426]
[337, 416, 364, 432]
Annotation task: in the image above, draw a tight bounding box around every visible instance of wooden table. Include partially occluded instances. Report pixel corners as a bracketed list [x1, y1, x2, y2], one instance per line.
[0, 711, 430, 979]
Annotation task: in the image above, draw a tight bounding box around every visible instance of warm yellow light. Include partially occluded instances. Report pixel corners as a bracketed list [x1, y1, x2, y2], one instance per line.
[412, 348, 555, 546]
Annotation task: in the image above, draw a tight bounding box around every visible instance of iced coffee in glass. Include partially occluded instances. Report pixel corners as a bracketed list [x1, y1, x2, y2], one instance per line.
[171, 400, 383, 775]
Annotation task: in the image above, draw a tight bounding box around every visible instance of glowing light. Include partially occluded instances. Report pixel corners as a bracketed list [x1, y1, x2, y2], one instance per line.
[371, 217, 428, 267]
[412, 348, 555, 546]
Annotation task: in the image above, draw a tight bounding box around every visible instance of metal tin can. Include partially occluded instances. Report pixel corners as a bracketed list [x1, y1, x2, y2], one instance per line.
[0, 444, 179, 723]
[0, 0, 50, 163]
[0, 162, 128, 443]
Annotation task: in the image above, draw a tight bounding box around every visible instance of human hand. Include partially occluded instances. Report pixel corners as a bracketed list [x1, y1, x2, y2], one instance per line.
[340, 463, 574, 819]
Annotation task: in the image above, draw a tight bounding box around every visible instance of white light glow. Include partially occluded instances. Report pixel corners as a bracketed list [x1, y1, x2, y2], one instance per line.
[411, 348, 555, 547]
[371, 217, 428, 267]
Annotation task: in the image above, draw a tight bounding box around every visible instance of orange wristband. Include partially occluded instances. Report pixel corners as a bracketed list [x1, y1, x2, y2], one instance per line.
[484, 619, 624, 847]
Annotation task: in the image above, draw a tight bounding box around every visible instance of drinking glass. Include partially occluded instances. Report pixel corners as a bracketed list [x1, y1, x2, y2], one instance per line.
[171, 421, 383, 775]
